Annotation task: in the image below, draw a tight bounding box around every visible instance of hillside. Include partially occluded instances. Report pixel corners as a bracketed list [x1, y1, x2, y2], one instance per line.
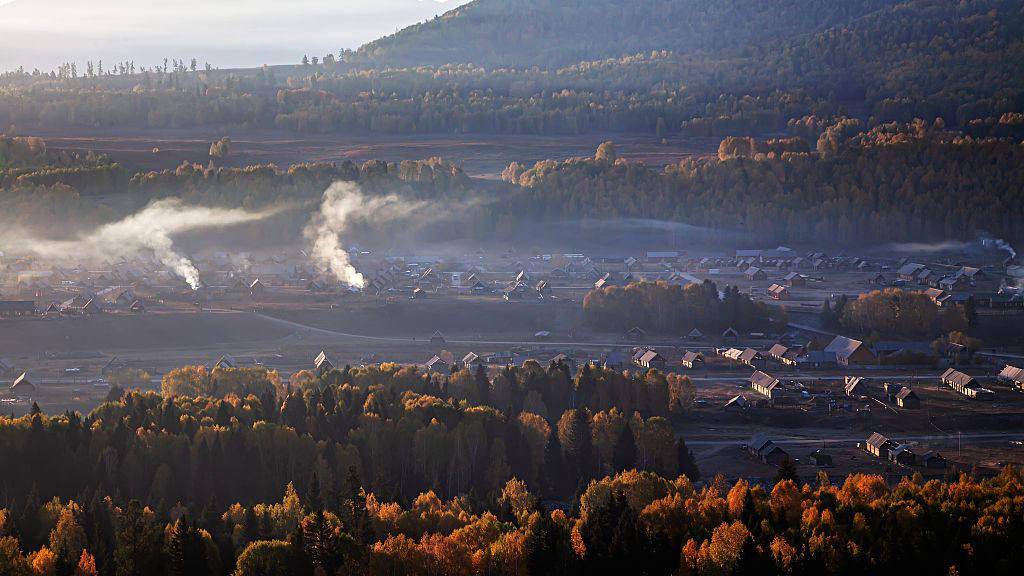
[355, 0, 903, 68]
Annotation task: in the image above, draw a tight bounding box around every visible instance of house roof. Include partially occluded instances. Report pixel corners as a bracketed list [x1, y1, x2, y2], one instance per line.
[999, 365, 1024, 382]
[739, 348, 761, 364]
[213, 354, 237, 369]
[462, 352, 480, 364]
[749, 433, 773, 453]
[639, 350, 663, 364]
[941, 368, 976, 388]
[724, 395, 748, 408]
[10, 372, 31, 390]
[866, 432, 892, 449]
[898, 263, 926, 276]
[768, 344, 789, 358]
[825, 336, 867, 359]
[315, 350, 333, 370]
[896, 387, 917, 400]
[844, 376, 866, 395]
[426, 355, 448, 368]
[750, 371, 779, 391]
[681, 351, 703, 364]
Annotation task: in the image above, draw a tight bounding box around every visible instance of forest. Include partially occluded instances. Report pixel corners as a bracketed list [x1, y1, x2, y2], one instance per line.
[0, 1, 1022, 138]
[4, 118, 1024, 246]
[583, 281, 774, 334]
[499, 123, 1024, 244]
[1, 361, 1023, 576]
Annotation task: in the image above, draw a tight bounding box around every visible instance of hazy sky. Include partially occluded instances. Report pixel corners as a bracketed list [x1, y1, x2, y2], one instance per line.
[0, 0, 467, 73]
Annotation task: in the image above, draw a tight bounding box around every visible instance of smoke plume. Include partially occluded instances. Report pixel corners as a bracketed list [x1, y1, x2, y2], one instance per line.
[993, 238, 1017, 261]
[305, 182, 427, 288]
[885, 240, 974, 254]
[5, 198, 282, 289]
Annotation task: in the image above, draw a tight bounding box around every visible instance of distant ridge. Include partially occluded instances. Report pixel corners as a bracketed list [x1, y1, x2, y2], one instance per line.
[354, 0, 904, 68]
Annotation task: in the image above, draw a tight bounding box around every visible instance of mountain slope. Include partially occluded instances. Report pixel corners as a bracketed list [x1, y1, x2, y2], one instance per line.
[355, 0, 903, 68]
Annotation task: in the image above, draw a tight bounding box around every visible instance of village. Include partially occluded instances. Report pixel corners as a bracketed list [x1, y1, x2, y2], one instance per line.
[1, 238, 1023, 482]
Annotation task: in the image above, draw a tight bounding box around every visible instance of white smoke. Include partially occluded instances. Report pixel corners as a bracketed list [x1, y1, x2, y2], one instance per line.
[885, 240, 974, 254]
[993, 238, 1017, 261]
[305, 182, 427, 288]
[5, 198, 282, 289]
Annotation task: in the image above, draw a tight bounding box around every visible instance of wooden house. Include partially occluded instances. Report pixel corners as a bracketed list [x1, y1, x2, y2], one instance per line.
[213, 355, 238, 370]
[7, 372, 35, 398]
[461, 352, 481, 368]
[750, 371, 781, 399]
[941, 368, 995, 399]
[625, 326, 647, 341]
[636, 349, 666, 370]
[767, 284, 789, 300]
[921, 452, 947, 469]
[808, 449, 833, 467]
[425, 355, 449, 373]
[825, 336, 874, 366]
[895, 387, 920, 408]
[0, 301, 36, 317]
[744, 267, 767, 281]
[783, 272, 806, 287]
[550, 353, 577, 373]
[680, 351, 704, 369]
[898, 263, 926, 282]
[998, 365, 1024, 390]
[723, 395, 749, 411]
[739, 348, 765, 369]
[748, 434, 789, 465]
[888, 445, 917, 466]
[844, 376, 868, 397]
[314, 350, 335, 374]
[768, 344, 793, 365]
[865, 432, 896, 459]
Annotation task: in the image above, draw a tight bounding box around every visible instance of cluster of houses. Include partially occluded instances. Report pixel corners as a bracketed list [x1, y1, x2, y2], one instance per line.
[863, 432, 946, 469]
[0, 286, 147, 318]
[743, 430, 947, 472]
[899, 261, 1023, 310]
[844, 376, 920, 408]
[746, 434, 834, 467]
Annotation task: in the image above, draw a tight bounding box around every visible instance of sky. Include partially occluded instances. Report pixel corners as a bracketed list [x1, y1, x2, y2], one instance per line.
[0, 0, 466, 73]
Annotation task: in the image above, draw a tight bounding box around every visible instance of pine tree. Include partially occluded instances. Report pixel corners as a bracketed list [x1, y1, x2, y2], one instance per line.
[775, 456, 799, 485]
[543, 432, 566, 498]
[676, 438, 701, 481]
[474, 363, 490, 405]
[612, 423, 637, 472]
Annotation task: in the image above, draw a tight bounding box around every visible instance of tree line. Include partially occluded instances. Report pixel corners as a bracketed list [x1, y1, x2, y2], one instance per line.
[583, 280, 774, 334]
[2, 381, 1023, 575]
[499, 124, 1024, 245]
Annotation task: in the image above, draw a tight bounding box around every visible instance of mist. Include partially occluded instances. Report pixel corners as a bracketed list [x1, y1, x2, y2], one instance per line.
[305, 182, 431, 288]
[2, 198, 285, 289]
[0, 0, 465, 72]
